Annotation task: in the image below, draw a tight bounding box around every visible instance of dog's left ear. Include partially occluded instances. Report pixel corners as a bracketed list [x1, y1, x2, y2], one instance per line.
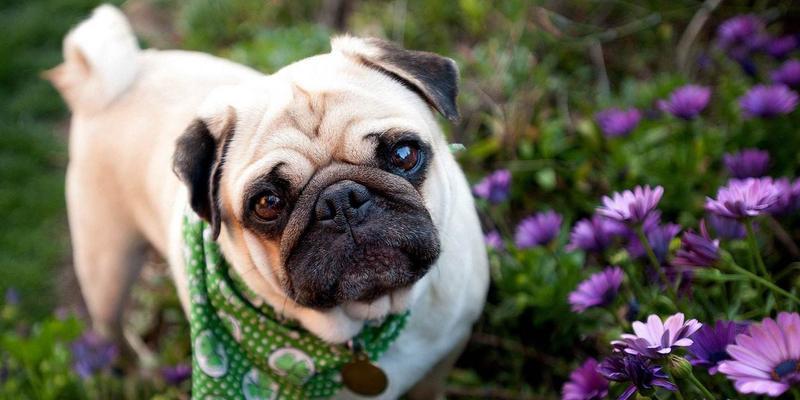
[333, 36, 460, 122]
[173, 106, 236, 239]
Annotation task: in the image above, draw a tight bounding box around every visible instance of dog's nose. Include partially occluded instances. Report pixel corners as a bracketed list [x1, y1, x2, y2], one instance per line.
[315, 180, 373, 227]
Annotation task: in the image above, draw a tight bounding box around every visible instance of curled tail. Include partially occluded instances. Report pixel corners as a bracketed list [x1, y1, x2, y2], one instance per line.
[45, 4, 139, 113]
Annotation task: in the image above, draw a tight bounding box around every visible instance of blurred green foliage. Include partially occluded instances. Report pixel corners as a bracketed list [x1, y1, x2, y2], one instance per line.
[0, 0, 125, 317]
[1, 308, 85, 399]
[2, 0, 800, 398]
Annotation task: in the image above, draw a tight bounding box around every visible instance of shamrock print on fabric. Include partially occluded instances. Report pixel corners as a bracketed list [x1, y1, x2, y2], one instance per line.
[268, 348, 315, 385]
[242, 368, 279, 400]
[195, 330, 228, 378]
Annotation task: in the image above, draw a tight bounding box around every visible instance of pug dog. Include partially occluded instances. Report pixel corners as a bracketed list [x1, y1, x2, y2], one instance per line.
[47, 5, 488, 399]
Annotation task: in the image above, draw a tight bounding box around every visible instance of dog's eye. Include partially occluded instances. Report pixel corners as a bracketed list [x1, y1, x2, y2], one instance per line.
[253, 192, 284, 221]
[390, 142, 420, 172]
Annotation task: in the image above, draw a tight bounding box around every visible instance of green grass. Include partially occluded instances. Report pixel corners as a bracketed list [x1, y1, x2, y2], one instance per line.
[0, 0, 112, 317]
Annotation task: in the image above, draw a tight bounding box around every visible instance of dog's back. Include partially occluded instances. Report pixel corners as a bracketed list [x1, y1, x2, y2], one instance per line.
[47, 5, 260, 337]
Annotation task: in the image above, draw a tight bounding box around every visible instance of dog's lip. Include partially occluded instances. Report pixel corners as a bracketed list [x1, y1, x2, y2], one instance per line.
[342, 287, 413, 320]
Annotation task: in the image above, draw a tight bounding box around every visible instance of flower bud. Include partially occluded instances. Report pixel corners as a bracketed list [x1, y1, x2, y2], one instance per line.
[667, 354, 693, 379]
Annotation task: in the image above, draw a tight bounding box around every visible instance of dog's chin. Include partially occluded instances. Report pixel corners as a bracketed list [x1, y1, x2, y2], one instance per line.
[341, 286, 413, 320]
[285, 246, 432, 312]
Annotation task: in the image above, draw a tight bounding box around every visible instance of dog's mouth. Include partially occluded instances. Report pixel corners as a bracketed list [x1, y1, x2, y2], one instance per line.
[284, 224, 437, 309]
[278, 164, 440, 311]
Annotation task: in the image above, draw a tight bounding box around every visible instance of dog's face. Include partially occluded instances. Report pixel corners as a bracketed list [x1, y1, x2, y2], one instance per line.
[174, 37, 459, 315]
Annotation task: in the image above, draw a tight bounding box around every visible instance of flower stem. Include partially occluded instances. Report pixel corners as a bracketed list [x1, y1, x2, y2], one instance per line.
[621, 262, 646, 303]
[635, 226, 679, 304]
[684, 122, 697, 175]
[727, 259, 800, 305]
[673, 387, 686, 400]
[765, 215, 800, 258]
[685, 370, 715, 399]
[745, 219, 769, 278]
[489, 205, 512, 238]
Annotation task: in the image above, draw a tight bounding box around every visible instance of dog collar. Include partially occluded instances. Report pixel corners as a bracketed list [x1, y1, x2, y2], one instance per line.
[183, 211, 408, 399]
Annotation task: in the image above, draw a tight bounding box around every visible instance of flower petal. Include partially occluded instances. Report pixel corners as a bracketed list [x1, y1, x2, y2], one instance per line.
[736, 379, 789, 396]
[726, 345, 773, 372]
[663, 313, 685, 343]
[777, 312, 800, 359]
[747, 323, 785, 364]
[618, 385, 637, 400]
[718, 360, 772, 379]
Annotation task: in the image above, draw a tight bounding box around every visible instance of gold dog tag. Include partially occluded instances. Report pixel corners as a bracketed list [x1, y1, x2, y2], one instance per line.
[341, 352, 388, 396]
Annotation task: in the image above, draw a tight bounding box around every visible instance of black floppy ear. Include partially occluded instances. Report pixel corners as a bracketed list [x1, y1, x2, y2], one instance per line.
[333, 37, 460, 122]
[173, 118, 232, 238]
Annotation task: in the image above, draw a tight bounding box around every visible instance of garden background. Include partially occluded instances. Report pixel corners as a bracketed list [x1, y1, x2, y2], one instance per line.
[2, 0, 800, 399]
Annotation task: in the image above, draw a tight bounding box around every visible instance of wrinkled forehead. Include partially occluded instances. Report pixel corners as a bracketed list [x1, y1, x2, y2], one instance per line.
[218, 54, 441, 211]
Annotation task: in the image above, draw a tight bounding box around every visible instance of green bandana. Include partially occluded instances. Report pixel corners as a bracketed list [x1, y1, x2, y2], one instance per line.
[183, 212, 409, 399]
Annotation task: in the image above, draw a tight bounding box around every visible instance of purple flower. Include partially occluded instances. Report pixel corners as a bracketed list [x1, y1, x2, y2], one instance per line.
[598, 353, 677, 400]
[595, 108, 642, 138]
[639, 210, 663, 232]
[739, 84, 799, 118]
[723, 148, 770, 179]
[717, 15, 763, 46]
[613, 313, 702, 358]
[771, 59, 800, 88]
[562, 358, 609, 400]
[717, 15, 765, 58]
[705, 177, 781, 219]
[484, 230, 503, 250]
[688, 320, 748, 375]
[768, 177, 800, 215]
[597, 185, 664, 225]
[514, 210, 562, 248]
[718, 312, 800, 397]
[4, 288, 19, 306]
[657, 85, 711, 120]
[71, 331, 118, 379]
[161, 363, 191, 386]
[473, 169, 511, 204]
[707, 214, 746, 240]
[765, 35, 797, 59]
[673, 221, 720, 268]
[626, 222, 681, 264]
[566, 215, 627, 253]
[568, 266, 624, 313]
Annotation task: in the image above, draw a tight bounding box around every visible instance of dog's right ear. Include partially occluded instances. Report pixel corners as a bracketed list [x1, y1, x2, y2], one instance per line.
[173, 119, 217, 222]
[173, 108, 236, 239]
